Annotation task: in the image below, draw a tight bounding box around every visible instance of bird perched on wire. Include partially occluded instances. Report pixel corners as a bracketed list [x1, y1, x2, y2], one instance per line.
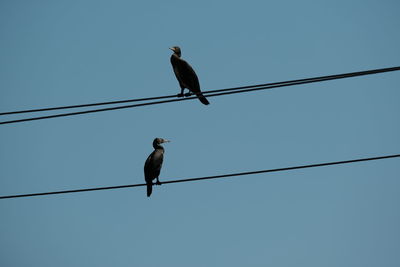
[169, 46, 210, 105]
[144, 138, 170, 197]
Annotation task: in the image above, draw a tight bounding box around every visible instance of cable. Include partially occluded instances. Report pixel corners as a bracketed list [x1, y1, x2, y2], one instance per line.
[1, 66, 399, 125]
[0, 68, 380, 116]
[203, 66, 400, 95]
[2, 66, 399, 116]
[0, 93, 179, 116]
[1, 153, 398, 199]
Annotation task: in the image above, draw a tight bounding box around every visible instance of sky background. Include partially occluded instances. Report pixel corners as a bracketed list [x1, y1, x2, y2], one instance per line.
[1, 1, 399, 266]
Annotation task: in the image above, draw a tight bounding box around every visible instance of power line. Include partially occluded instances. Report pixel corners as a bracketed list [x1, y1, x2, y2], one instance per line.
[0, 93, 179, 116]
[0, 66, 399, 125]
[1, 153, 398, 200]
[7, 66, 400, 115]
[2, 66, 399, 116]
[205, 66, 400, 95]
[0, 67, 387, 115]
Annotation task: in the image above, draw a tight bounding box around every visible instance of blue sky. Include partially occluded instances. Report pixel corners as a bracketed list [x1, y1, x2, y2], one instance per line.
[1, 1, 399, 266]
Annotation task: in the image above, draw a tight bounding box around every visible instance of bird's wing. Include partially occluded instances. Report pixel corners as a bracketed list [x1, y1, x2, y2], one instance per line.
[144, 150, 164, 181]
[172, 66, 185, 89]
[171, 57, 186, 89]
[144, 152, 153, 171]
[175, 58, 201, 92]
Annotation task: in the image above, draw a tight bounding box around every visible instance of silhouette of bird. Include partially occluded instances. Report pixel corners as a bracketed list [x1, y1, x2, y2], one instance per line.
[170, 46, 210, 105]
[144, 138, 170, 197]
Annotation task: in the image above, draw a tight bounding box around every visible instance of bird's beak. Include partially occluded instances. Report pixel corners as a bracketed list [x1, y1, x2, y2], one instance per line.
[169, 47, 174, 52]
[162, 139, 170, 143]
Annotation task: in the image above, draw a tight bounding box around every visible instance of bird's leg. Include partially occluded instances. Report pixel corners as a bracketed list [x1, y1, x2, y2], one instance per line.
[184, 91, 192, 97]
[155, 178, 161, 185]
[177, 88, 185, 97]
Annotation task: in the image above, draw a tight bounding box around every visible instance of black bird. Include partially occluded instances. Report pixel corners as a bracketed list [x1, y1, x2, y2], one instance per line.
[144, 138, 170, 197]
[169, 46, 210, 105]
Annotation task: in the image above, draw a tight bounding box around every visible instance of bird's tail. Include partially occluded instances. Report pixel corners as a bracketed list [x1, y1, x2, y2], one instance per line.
[197, 94, 210, 105]
[147, 182, 152, 197]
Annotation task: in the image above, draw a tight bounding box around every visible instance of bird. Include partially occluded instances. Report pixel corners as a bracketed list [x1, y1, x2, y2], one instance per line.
[169, 46, 210, 105]
[144, 138, 170, 197]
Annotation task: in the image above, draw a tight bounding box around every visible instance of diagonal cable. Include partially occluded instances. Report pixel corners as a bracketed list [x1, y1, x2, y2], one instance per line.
[1, 66, 399, 125]
[1, 153, 399, 199]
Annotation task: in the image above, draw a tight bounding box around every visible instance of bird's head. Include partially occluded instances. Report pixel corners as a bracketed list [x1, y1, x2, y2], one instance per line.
[153, 138, 170, 147]
[169, 46, 181, 57]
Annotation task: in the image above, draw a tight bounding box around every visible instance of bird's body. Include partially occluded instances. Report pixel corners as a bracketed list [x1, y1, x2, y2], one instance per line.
[144, 138, 169, 197]
[170, 46, 210, 105]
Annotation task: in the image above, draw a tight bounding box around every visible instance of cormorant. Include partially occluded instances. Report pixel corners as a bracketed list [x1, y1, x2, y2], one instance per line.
[144, 138, 170, 197]
[169, 46, 210, 105]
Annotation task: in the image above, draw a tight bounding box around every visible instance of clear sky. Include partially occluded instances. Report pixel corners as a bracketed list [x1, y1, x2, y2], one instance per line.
[1, 1, 399, 266]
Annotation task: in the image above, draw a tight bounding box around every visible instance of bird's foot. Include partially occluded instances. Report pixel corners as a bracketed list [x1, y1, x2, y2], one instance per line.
[184, 92, 192, 97]
[155, 180, 162, 186]
[177, 93, 184, 97]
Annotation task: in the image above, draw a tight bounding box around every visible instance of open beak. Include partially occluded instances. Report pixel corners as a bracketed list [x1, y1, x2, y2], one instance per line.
[169, 47, 174, 52]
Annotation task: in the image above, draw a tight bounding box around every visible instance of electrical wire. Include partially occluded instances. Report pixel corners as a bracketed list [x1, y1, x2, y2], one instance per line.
[1, 66, 399, 125]
[2, 66, 399, 116]
[0, 93, 179, 116]
[0, 65, 396, 116]
[1, 153, 398, 199]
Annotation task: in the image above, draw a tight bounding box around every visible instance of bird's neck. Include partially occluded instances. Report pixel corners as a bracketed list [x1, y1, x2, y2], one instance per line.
[172, 52, 181, 58]
[153, 144, 164, 151]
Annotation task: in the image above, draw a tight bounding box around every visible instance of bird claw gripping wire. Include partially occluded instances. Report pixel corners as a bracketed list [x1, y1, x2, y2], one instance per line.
[176, 92, 192, 98]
